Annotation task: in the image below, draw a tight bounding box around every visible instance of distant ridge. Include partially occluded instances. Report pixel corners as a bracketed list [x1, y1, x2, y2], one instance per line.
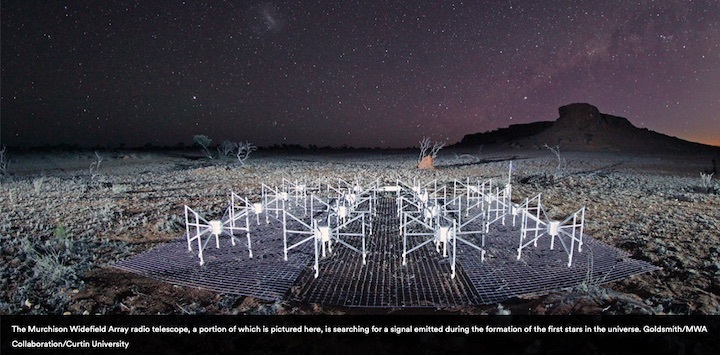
[459, 121, 553, 146]
[457, 103, 719, 153]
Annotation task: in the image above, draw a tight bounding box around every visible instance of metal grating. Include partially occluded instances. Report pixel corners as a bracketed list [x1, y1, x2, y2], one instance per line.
[454, 222, 659, 304]
[114, 197, 659, 307]
[289, 197, 482, 307]
[114, 220, 313, 301]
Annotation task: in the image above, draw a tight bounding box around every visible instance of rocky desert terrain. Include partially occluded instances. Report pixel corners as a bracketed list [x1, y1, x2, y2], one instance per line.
[1, 147, 718, 315]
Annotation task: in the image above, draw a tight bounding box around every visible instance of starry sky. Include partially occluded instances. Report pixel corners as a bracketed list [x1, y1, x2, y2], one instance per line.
[2, 1, 719, 148]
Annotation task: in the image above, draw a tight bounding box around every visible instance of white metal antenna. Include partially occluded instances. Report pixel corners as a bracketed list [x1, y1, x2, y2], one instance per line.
[283, 178, 313, 214]
[261, 183, 288, 223]
[516, 193, 585, 267]
[485, 182, 511, 232]
[401, 207, 448, 265]
[229, 192, 254, 258]
[184, 200, 253, 265]
[282, 193, 368, 278]
[184, 206, 222, 265]
[181, 162, 590, 282]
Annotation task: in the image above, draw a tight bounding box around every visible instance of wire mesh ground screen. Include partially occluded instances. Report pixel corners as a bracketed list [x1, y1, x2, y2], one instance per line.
[114, 170, 659, 307]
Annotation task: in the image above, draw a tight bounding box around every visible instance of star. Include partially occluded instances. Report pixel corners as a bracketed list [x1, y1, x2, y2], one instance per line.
[0, 1, 717, 148]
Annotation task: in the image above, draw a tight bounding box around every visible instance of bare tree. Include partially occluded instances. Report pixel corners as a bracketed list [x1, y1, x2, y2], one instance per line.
[417, 137, 445, 169]
[430, 141, 445, 159]
[217, 140, 236, 160]
[418, 137, 432, 164]
[543, 144, 565, 171]
[0, 146, 7, 176]
[193, 135, 214, 159]
[236, 141, 257, 166]
[418, 137, 445, 163]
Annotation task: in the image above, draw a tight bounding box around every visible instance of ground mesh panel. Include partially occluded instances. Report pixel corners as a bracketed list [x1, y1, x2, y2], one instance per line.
[455, 222, 660, 304]
[290, 197, 482, 307]
[114, 220, 313, 301]
[115, 197, 659, 307]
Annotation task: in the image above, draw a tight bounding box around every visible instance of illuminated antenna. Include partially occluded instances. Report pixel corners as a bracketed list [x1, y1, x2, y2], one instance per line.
[250, 200, 265, 225]
[516, 194, 585, 267]
[400, 190, 489, 278]
[179, 160, 594, 285]
[484, 180, 511, 232]
[283, 178, 314, 214]
[184, 206, 222, 265]
[452, 178, 492, 214]
[229, 192, 253, 258]
[451, 195, 489, 262]
[184, 197, 253, 266]
[400, 206, 448, 265]
[328, 178, 377, 233]
[399, 186, 454, 265]
[282, 194, 368, 278]
[261, 183, 288, 223]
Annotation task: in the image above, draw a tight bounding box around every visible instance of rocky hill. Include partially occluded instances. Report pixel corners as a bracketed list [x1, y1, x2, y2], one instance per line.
[459, 121, 553, 146]
[458, 103, 719, 153]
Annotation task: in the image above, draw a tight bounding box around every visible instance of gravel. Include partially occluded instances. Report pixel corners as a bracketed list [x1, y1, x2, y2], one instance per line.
[1, 149, 718, 314]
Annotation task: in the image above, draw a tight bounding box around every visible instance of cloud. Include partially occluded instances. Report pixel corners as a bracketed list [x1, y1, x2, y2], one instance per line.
[247, 2, 284, 34]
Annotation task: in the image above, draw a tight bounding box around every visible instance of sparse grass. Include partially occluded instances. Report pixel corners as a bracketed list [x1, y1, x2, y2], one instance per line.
[112, 183, 131, 194]
[33, 176, 45, 194]
[31, 225, 76, 288]
[54, 224, 73, 246]
[89, 151, 103, 180]
[33, 249, 74, 288]
[453, 153, 479, 164]
[580, 247, 608, 289]
[700, 172, 714, 193]
[584, 247, 595, 287]
[0, 145, 8, 176]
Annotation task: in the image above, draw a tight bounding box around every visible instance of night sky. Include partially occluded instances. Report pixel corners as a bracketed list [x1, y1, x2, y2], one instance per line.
[2, 1, 719, 148]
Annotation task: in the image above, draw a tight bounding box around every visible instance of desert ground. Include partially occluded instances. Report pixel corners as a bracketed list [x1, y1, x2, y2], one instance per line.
[1, 147, 718, 315]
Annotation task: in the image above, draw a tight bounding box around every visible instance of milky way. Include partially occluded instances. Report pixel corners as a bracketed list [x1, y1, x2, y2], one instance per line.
[2, 1, 718, 148]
